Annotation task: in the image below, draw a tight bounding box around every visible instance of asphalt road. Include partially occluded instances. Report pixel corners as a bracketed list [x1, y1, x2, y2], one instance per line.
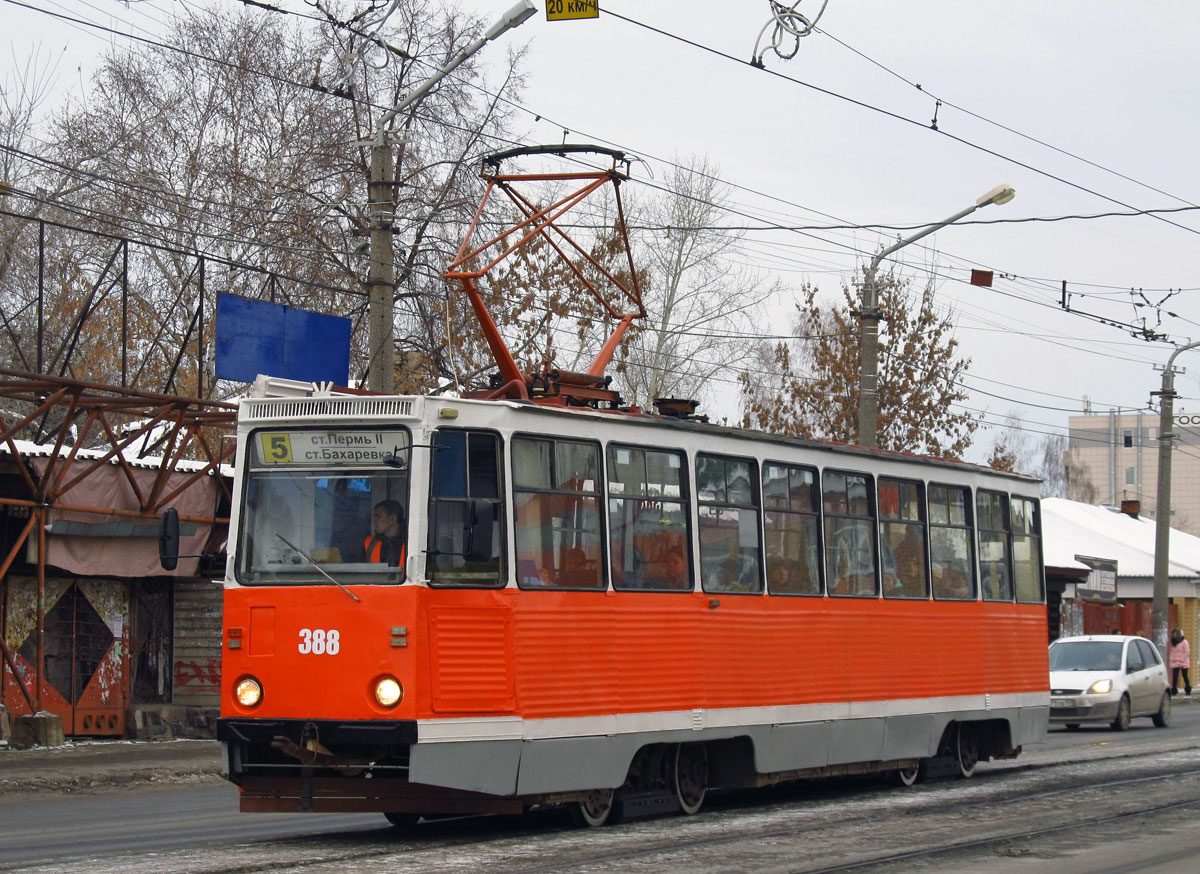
[3, 709, 1200, 874]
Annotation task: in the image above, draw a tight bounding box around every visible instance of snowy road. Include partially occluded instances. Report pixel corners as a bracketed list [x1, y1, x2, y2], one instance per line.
[4, 712, 1200, 874]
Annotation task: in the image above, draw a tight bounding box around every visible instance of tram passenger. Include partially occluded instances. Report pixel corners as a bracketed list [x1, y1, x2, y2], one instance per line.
[658, 546, 690, 589]
[933, 565, 970, 599]
[361, 499, 407, 566]
[559, 546, 599, 587]
[767, 558, 790, 591]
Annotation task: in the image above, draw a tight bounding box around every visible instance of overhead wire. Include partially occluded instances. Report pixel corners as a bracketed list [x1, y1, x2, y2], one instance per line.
[17, 0, 1191, 431]
[601, 8, 1200, 240]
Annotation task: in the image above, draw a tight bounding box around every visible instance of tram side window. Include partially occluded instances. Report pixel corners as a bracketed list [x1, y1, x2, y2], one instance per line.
[427, 429, 505, 588]
[512, 436, 604, 590]
[977, 490, 1013, 601]
[824, 470, 878, 597]
[878, 477, 928, 599]
[762, 462, 821, 595]
[1011, 496, 1045, 603]
[929, 484, 976, 600]
[608, 445, 692, 591]
[697, 454, 762, 594]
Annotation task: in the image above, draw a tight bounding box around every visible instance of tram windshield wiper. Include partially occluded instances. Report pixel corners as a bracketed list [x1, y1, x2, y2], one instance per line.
[274, 532, 361, 603]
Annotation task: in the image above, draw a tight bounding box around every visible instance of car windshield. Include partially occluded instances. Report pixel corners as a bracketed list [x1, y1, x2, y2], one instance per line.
[1049, 640, 1123, 671]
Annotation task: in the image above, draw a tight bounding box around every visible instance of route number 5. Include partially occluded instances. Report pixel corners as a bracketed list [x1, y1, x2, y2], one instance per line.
[260, 432, 293, 464]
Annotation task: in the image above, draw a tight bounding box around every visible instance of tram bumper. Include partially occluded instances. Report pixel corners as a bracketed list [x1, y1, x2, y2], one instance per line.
[216, 717, 524, 815]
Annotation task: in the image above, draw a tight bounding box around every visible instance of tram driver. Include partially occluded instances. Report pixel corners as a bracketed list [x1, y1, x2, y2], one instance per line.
[361, 499, 407, 567]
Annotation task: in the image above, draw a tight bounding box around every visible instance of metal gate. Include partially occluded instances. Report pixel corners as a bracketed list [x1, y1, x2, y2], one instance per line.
[4, 575, 129, 735]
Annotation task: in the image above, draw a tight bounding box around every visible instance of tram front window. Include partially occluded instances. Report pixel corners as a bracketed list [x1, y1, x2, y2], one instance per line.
[237, 428, 411, 585]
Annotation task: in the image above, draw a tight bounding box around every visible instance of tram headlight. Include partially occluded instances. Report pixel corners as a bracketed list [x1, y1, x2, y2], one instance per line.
[1087, 679, 1113, 695]
[235, 676, 263, 707]
[374, 676, 403, 708]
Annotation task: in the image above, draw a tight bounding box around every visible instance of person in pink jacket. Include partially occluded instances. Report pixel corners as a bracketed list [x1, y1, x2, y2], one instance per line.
[1169, 628, 1191, 696]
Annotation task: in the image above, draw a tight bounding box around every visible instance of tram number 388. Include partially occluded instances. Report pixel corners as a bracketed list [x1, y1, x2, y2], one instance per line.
[298, 628, 341, 655]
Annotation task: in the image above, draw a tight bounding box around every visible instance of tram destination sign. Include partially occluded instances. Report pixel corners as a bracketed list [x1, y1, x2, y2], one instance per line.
[546, 0, 598, 21]
[1075, 554, 1118, 604]
[256, 430, 409, 466]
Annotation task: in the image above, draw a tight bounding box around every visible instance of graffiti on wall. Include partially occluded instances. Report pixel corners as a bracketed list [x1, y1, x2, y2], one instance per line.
[174, 659, 220, 687]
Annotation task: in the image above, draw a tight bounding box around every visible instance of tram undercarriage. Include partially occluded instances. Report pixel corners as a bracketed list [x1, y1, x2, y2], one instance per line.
[220, 714, 1029, 825]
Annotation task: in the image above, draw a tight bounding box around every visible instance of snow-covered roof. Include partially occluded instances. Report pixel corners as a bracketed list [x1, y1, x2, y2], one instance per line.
[1, 437, 231, 476]
[1043, 497, 1200, 579]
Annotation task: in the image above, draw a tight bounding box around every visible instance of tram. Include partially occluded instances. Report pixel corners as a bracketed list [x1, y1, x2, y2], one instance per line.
[185, 147, 1049, 827]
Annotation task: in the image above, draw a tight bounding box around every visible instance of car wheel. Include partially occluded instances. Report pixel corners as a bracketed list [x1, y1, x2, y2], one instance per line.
[1064, 723, 1081, 731]
[1110, 695, 1131, 731]
[1152, 691, 1172, 728]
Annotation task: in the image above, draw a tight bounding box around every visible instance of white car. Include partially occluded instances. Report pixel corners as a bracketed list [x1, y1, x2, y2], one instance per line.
[1048, 635, 1171, 731]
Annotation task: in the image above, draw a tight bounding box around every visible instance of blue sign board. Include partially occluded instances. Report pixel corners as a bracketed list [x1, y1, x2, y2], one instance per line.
[215, 293, 351, 385]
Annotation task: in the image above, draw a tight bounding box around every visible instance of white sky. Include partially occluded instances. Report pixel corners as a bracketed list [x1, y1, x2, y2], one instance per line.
[8, 0, 1200, 458]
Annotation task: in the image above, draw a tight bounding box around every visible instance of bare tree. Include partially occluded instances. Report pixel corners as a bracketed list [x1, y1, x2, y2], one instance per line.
[740, 276, 977, 458]
[986, 411, 1069, 497]
[615, 156, 775, 411]
[3, 2, 524, 395]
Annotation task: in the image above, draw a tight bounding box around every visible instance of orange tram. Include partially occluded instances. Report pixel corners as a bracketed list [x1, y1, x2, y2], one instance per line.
[199, 147, 1047, 826]
[209, 389, 1049, 826]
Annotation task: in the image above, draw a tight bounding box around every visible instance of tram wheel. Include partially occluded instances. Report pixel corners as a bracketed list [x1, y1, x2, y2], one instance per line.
[673, 742, 708, 815]
[569, 788, 616, 828]
[955, 724, 979, 779]
[384, 812, 421, 827]
[892, 763, 921, 787]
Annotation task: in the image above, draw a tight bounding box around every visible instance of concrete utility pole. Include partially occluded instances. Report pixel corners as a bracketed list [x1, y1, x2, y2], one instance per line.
[1151, 339, 1200, 655]
[857, 184, 1015, 448]
[365, 0, 536, 392]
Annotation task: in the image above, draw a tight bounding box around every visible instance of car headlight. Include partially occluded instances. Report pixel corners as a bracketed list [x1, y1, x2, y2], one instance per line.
[374, 676, 403, 708]
[235, 676, 263, 707]
[1088, 679, 1113, 694]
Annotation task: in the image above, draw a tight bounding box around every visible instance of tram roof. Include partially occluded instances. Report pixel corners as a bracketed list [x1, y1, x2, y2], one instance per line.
[242, 384, 1039, 487]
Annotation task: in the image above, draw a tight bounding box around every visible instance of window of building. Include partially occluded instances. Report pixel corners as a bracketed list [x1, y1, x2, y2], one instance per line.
[512, 436, 604, 590]
[1123, 429, 1134, 448]
[878, 477, 928, 599]
[608, 445, 692, 591]
[427, 429, 505, 588]
[1124, 466, 1136, 485]
[696, 454, 762, 594]
[929, 484, 976, 600]
[824, 470, 877, 597]
[762, 462, 822, 595]
[1011, 496, 1045, 603]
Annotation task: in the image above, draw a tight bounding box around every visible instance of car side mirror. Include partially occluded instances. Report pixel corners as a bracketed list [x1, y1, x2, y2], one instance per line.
[159, 508, 180, 571]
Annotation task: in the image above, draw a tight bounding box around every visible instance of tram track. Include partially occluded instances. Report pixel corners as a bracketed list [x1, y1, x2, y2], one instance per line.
[15, 743, 1200, 874]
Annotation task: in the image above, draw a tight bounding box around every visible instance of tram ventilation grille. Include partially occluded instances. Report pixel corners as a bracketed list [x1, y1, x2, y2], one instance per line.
[244, 398, 415, 420]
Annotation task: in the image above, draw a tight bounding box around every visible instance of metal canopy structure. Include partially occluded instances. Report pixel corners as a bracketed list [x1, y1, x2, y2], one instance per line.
[0, 369, 237, 715]
[444, 144, 646, 407]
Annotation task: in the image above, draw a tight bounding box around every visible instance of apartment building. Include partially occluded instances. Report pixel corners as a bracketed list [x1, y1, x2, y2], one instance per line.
[1068, 409, 1200, 537]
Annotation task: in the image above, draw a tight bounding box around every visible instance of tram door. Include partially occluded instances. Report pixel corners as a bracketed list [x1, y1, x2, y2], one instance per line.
[4, 576, 129, 736]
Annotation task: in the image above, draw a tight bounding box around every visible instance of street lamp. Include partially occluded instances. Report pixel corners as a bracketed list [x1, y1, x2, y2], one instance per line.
[1151, 340, 1200, 655]
[366, 0, 536, 392]
[857, 184, 1016, 448]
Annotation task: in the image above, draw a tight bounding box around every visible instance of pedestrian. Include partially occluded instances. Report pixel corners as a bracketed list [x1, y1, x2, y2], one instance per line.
[1169, 628, 1191, 697]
